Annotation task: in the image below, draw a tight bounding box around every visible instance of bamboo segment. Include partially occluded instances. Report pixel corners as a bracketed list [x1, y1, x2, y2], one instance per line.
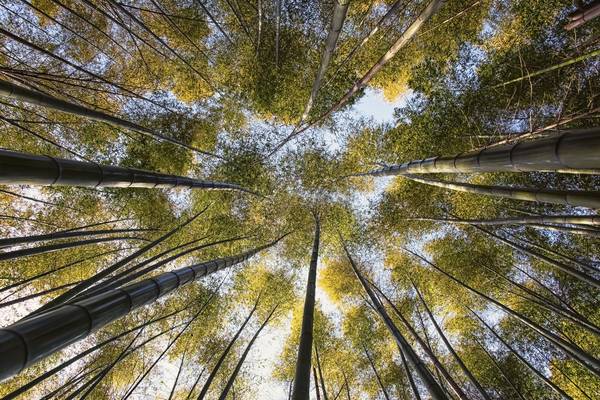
[403, 175, 600, 209]
[291, 216, 321, 400]
[0, 236, 284, 381]
[299, 0, 349, 123]
[407, 215, 600, 226]
[341, 239, 449, 400]
[0, 149, 253, 193]
[363, 128, 600, 175]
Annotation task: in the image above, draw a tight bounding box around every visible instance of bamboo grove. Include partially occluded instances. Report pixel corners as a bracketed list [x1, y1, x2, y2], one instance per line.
[0, 0, 599, 399]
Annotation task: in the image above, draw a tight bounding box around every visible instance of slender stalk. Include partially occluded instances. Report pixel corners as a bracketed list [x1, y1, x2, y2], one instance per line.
[218, 305, 278, 400]
[403, 248, 600, 377]
[0, 236, 146, 262]
[406, 214, 600, 227]
[0, 227, 154, 248]
[363, 346, 391, 400]
[474, 225, 600, 289]
[369, 281, 467, 399]
[35, 210, 207, 312]
[340, 238, 448, 400]
[472, 336, 527, 400]
[403, 174, 600, 209]
[315, 343, 329, 400]
[470, 310, 572, 399]
[197, 298, 259, 399]
[413, 283, 491, 400]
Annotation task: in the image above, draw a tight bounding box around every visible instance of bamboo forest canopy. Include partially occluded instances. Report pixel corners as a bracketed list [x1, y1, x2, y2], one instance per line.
[0, 0, 600, 399]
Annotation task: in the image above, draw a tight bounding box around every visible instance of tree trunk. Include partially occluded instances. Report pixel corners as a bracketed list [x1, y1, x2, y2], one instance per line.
[168, 352, 186, 400]
[0, 235, 285, 381]
[275, 0, 282, 66]
[1, 304, 188, 400]
[0, 227, 154, 248]
[324, 0, 407, 89]
[0, 247, 131, 295]
[363, 346, 391, 400]
[291, 215, 320, 400]
[370, 281, 467, 399]
[79, 234, 247, 299]
[315, 343, 329, 400]
[362, 128, 600, 176]
[470, 310, 573, 400]
[298, 0, 349, 125]
[409, 214, 600, 227]
[504, 231, 598, 275]
[122, 295, 214, 400]
[342, 370, 351, 400]
[0, 149, 253, 192]
[0, 235, 146, 262]
[77, 329, 145, 400]
[314, 366, 322, 400]
[480, 263, 600, 336]
[186, 353, 216, 400]
[474, 226, 600, 289]
[0, 28, 170, 112]
[198, 298, 259, 399]
[402, 174, 600, 209]
[413, 283, 492, 400]
[256, 0, 263, 56]
[0, 187, 81, 211]
[404, 248, 600, 377]
[0, 79, 206, 155]
[398, 346, 422, 400]
[218, 305, 278, 400]
[472, 337, 527, 400]
[192, 0, 234, 44]
[35, 210, 208, 313]
[340, 239, 448, 400]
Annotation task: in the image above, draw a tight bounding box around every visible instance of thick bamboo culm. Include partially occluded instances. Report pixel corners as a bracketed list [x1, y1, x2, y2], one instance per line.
[0, 238, 281, 381]
[364, 128, 600, 175]
[0, 149, 251, 192]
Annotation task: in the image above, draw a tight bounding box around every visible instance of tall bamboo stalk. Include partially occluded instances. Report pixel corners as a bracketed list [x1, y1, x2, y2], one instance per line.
[218, 305, 278, 400]
[340, 238, 448, 400]
[406, 214, 600, 227]
[404, 248, 600, 377]
[402, 174, 600, 209]
[291, 215, 321, 400]
[361, 128, 600, 176]
[299, 0, 349, 124]
[470, 310, 572, 399]
[0, 236, 285, 380]
[0, 80, 221, 156]
[197, 298, 259, 399]
[0, 149, 251, 192]
[413, 283, 491, 400]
